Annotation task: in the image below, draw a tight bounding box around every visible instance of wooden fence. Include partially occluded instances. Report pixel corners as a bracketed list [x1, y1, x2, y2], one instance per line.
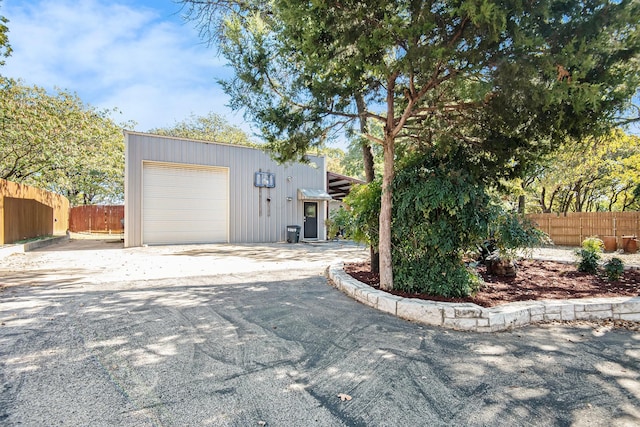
[527, 212, 640, 248]
[3, 197, 53, 244]
[69, 205, 124, 234]
[0, 179, 70, 245]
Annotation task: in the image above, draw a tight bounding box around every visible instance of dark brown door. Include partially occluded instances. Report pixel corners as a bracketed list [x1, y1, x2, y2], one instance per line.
[303, 202, 318, 239]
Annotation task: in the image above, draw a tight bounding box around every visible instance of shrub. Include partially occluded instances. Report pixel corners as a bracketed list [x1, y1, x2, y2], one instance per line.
[582, 237, 604, 253]
[391, 148, 494, 297]
[344, 147, 548, 297]
[326, 206, 353, 240]
[576, 237, 604, 274]
[603, 257, 624, 281]
[491, 211, 550, 260]
[343, 180, 381, 247]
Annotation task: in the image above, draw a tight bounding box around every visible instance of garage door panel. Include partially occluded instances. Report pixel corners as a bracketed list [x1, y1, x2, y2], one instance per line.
[142, 163, 229, 245]
[144, 184, 227, 195]
[143, 203, 225, 213]
[143, 220, 228, 231]
[145, 230, 228, 242]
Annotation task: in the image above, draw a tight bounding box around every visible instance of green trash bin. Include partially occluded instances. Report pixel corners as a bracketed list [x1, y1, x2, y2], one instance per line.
[286, 225, 300, 243]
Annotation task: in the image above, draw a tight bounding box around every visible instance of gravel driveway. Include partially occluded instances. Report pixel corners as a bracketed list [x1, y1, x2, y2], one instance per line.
[1, 239, 639, 426]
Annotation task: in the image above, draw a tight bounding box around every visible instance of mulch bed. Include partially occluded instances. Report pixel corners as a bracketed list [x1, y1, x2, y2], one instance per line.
[343, 260, 640, 308]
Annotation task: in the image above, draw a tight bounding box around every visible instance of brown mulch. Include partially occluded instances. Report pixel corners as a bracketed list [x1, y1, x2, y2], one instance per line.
[343, 260, 640, 308]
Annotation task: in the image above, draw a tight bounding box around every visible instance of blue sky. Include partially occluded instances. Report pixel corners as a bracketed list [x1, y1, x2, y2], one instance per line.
[1, 0, 638, 139]
[1, 0, 245, 132]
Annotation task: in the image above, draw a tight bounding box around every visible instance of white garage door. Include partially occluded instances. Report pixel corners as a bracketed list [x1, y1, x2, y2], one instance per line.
[142, 162, 229, 245]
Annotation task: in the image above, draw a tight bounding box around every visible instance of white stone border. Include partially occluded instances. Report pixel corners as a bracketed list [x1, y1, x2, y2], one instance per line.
[328, 263, 640, 332]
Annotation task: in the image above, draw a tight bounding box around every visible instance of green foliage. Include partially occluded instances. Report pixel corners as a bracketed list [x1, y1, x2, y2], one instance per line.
[194, 0, 640, 165]
[0, 78, 130, 205]
[325, 206, 353, 240]
[148, 112, 255, 146]
[491, 212, 549, 260]
[343, 180, 381, 248]
[340, 136, 383, 181]
[521, 129, 640, 213]
[603, 258, 625, 282]
[576, 249, 600, 274]
[391, 148, 493, 297]
[344, 147, 552, 297]
[576, 237, 604, 274]
[181, 0, 640, 290]
[577, 239, 624, 279]
[582, 237, 605, 253]
[0, 4, 11, 66]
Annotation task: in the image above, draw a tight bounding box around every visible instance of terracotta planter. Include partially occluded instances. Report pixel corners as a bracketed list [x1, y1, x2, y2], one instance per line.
[622, 236, 638, 254]
[602, 236, 617, 252]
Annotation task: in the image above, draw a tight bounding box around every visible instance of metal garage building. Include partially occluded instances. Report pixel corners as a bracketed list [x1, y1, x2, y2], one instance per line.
[124, 131, 331, 247]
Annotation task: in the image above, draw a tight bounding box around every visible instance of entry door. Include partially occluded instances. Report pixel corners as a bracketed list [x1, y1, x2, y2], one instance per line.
[303, 202, 318, 239]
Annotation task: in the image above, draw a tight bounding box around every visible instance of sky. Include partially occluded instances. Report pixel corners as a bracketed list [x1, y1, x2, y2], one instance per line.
[1, 0, 247, 133]
[1, 0, 638, 140]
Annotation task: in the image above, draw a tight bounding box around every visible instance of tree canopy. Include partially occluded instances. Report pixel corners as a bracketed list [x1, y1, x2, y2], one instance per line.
[523, 129, 640, 213]
[0, 78, 131, 205]
[0, 1, 11, 66]
[181, 0, 640, 289]
[148, 112, 255, 146]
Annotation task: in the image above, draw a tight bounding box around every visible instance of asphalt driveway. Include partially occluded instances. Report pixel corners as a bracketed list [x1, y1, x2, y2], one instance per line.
[1, 239, 639, 426]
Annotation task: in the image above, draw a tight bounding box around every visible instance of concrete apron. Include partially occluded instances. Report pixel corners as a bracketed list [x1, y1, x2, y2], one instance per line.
[1, 238, 640, 426]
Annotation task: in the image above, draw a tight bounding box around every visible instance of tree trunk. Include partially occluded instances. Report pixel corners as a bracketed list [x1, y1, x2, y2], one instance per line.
[355, 92, 376, 184]
[364, 143, 379, 273]
[370, 246, 379, 273]
[573, 180, 583, 212]
[379, 135, 395, 290]
[540, 187, 548, 212]
[355, 91, 379, 273]
[562, 192, 573, 214]
[548, 188, 558, 213]
[362, 143, 375, 184]
[517, 195, 525, 214]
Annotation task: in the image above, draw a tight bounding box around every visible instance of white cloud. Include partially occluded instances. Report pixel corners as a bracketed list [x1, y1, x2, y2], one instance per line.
[1, 0, 241, 132]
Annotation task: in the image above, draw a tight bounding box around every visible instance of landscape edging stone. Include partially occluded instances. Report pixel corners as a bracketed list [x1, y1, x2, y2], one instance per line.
[328, 262, 640, 332]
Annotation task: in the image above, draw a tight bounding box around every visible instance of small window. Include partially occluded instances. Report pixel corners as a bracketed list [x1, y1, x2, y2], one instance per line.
[305, 204, 317, 218]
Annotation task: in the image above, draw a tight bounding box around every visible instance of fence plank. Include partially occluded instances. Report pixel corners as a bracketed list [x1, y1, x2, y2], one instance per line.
[527, 212, 640, 248]
[1, 179, 70, 244]
[69, 205, 124, 234]
[3, 198, 54, 244]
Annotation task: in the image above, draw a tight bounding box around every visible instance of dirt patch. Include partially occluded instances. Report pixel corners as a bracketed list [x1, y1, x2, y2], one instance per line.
[344, 260, 640, 308]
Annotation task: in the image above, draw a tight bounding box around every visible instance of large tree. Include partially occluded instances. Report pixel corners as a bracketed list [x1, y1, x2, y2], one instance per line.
[181, 0, 640, 290]
[0, 78, 130, 205]
[0, 1, 11, 66]
[522, 129, 640, 213]
[148, 112, 255, 146]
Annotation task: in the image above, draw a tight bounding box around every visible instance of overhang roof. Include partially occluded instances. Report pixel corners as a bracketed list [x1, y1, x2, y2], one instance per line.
[298, 188, 333, 201]
[327, 171, 366, 201]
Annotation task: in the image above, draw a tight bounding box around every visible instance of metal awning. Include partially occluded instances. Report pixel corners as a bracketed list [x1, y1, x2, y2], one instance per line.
[297, 188, 333, 201]
[327, 171, 366, 201]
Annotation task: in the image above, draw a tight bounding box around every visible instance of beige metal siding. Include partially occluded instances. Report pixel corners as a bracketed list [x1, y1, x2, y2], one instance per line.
[124, 132, 327, 247]
[142, 162, 229, 245]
